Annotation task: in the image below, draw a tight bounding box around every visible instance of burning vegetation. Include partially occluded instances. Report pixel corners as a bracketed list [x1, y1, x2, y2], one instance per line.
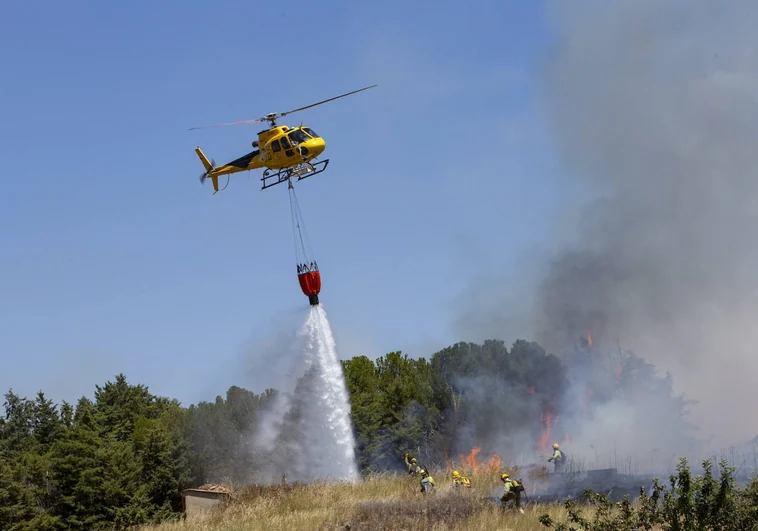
[445, 446, 503, 475]
[337, 335, 700, 484]
[176, 333, 702, 491]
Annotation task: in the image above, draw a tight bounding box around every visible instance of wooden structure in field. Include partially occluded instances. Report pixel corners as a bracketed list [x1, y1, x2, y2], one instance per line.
[181, 484, 233, 518]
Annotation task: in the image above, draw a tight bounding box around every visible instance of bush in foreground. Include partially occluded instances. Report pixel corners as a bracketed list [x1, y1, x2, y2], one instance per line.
[540, 458, 758, 531]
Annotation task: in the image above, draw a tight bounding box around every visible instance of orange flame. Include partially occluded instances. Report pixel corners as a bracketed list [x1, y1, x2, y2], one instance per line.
[464, 447, 481, 470]
[487, 452, 503, 472]
[449, 447, 503, 474]
[537, 407, 556, 452]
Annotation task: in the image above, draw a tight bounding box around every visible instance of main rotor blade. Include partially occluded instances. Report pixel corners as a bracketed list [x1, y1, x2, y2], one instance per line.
[188, 117, 266, 131]
[187, 84, 376, 131]
[279, 84, 378, 118]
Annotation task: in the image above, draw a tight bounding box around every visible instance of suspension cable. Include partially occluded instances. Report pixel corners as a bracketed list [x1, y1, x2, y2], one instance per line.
[288, 182, 316, 269]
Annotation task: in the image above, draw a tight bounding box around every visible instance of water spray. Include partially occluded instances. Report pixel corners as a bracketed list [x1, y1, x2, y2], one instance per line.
[296, 304, 359, 481]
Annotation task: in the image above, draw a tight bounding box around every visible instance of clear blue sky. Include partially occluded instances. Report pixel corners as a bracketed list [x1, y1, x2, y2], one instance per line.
[0, 0, 573, 407]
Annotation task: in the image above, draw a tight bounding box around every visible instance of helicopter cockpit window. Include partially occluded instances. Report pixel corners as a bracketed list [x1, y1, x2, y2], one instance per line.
[271, 139, 281, 152]
[280, 136, 291, 149]
[303, 127, 319, 138]
[288, 129, 310, 145]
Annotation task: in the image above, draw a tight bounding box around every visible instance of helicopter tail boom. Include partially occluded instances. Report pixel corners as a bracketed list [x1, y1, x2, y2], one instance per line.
[195, 147, 222, 193]
[196, 147, 213, 172]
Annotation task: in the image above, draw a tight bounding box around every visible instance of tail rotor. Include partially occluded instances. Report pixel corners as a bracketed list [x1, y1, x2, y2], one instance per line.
[199, 158, 216, 185]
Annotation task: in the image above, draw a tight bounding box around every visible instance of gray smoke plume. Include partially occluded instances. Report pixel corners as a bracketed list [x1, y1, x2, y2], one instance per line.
[533, 0, 758, 449]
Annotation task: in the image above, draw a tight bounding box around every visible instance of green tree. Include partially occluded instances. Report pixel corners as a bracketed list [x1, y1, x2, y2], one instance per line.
[33, 391, 63, 449]
[1, 391, 37, 453]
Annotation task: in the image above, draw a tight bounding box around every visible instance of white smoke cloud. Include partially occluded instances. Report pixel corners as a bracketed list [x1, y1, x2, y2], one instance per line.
[454, 0, 758, 460]
[532, 0, 758, 450]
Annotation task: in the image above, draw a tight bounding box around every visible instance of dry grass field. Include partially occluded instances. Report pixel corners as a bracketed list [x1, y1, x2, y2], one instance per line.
[138, 469, 644, 531]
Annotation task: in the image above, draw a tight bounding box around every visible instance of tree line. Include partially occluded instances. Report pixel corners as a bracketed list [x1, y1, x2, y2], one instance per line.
[0, 338, 695, 529]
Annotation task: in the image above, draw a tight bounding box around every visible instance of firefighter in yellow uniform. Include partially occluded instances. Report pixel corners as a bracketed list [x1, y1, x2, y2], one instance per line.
[420, 468, 435, 493]
[547, 443, 564, 472]
[500, 472, 524, 513]
[404, 453, 422, 476]
[451, 470, 471, 489]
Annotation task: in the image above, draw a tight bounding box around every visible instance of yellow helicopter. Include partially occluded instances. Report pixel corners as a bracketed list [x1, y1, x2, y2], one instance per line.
[190, 85, 377, 193]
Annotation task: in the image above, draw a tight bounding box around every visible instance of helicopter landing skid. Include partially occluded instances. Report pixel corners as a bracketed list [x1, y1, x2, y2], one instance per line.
[261, 160, 330, 190]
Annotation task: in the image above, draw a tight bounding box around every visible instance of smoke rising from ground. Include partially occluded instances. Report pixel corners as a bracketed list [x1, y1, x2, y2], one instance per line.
[438, 340, 698, 478]
[552, 342, 699, 476]
[530, 0, 758, 449]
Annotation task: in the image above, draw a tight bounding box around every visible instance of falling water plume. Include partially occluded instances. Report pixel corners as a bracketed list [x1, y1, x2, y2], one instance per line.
[296, 304, 359, 482]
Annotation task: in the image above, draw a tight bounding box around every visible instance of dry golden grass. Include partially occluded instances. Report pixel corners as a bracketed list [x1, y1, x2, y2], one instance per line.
[138, 470, 599, 531]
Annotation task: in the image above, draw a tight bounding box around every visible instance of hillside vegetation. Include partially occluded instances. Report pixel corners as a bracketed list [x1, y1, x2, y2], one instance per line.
[0, 338, 728, 529]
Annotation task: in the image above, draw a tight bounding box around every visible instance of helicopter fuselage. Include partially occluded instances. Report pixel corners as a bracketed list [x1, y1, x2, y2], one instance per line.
[208, 124, 326, 178]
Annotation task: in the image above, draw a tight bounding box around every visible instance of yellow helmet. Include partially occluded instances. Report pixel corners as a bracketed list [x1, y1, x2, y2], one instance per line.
[553, 443, 560, 449]
[501, 472, 509, 480]
[452, 470, 460, 479]
[411, 457, 417, 463]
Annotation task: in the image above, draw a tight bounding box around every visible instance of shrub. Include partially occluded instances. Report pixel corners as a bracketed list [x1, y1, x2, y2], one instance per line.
[540, 457, 758, 531]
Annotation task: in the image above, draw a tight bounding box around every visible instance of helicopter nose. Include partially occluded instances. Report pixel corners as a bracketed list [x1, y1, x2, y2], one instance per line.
[310, 137, 326, 156]
[297, 138, 326, 159]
